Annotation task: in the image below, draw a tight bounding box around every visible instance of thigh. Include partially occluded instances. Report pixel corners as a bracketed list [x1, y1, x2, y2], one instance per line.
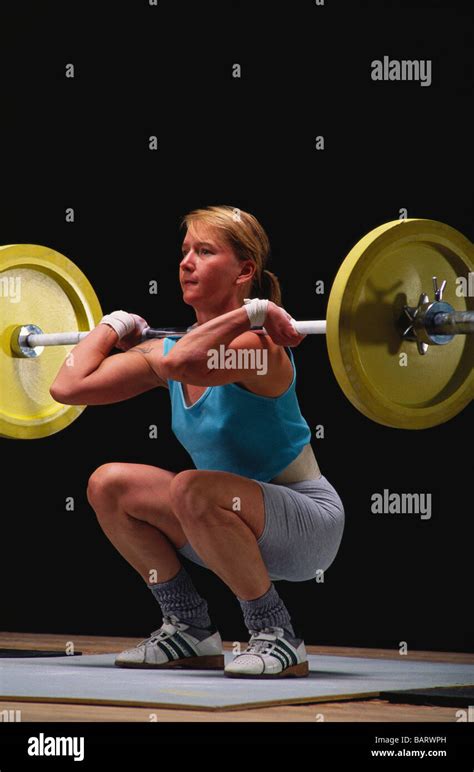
[171, 470, 266, 541]
[116, 463, 188, 548]
[252, 476, 346, 582]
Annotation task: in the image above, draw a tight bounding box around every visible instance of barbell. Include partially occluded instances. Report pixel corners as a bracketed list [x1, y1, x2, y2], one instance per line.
[0, 218, 473, 439]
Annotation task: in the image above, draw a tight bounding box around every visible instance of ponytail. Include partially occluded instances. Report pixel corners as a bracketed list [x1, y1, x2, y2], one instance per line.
[259, 268, 282, 306]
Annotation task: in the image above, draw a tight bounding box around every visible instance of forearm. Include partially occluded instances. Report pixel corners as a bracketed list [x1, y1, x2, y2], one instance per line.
[162, 306, 253, 377]
[51, 324, 119, 390]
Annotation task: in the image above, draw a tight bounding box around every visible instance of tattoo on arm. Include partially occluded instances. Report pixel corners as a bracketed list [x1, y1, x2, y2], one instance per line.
[127, 345, 168, 387]
[131, 345, 154, 355]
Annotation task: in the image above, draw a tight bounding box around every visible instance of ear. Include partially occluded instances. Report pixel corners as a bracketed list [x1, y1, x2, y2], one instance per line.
[235, 259, 256, 285]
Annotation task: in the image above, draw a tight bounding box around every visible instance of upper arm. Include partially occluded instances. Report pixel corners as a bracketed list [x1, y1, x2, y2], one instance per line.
[125, 338, 169, 389]
[163, 331, 291, 389]
[52, 339, 168, 406]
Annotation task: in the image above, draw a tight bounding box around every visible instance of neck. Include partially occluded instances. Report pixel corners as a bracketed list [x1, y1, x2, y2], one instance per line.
[194, 298, 244, 326]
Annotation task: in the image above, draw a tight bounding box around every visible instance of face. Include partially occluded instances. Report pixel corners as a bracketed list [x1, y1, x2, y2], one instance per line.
[180, 223, 255, 311]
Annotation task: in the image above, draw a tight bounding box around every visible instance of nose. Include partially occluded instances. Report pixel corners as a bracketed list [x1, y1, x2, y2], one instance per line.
[180, 249, 196, 269]
[180, 253, 198, 284]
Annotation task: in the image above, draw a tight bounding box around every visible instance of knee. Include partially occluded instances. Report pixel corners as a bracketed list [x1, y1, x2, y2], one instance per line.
[86, 463, 126, 508]
[169, 470, 207, 523]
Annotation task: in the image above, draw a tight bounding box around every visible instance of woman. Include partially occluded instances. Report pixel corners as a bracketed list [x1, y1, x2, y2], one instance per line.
[51, 205, 345, 679]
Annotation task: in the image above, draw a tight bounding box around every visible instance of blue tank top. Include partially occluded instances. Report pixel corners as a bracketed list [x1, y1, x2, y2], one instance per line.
[162, 337, 312, 482]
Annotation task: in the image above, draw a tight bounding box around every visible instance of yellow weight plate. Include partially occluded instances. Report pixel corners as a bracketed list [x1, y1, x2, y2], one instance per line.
[326, 219, 474, 429]
[0, 245, 103, 439]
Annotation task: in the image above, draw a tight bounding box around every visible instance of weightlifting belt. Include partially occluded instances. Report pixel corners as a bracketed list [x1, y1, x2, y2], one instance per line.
[270, 442, 321, 484]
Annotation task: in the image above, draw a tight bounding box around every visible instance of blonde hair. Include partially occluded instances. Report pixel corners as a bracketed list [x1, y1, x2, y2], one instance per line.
[180, 205, 282, 306]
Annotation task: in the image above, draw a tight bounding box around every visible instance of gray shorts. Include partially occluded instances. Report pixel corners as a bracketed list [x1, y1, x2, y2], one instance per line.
[177, 475, 345, 582]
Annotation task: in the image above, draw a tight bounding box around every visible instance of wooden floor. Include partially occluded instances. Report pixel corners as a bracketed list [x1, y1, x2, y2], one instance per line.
[1, 632, 472, 722]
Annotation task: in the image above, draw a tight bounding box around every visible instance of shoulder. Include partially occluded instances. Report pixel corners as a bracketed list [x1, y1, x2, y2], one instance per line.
[228, 330, 291, 366]
[230, 331, 294, 398]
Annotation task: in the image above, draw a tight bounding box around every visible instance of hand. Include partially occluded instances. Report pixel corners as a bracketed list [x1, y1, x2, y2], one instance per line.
[115, 314, 150, 351]
[262, 302, 307, 347]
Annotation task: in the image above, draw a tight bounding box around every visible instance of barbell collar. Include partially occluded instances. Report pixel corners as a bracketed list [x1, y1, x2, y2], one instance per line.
[401, 298, 474, 350]
[10, 325, 46, 358]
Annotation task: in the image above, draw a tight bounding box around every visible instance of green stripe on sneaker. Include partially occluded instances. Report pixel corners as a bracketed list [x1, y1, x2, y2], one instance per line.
[274, 646, 291, 667]
[275, 640, 298, 666]
[174, 632, 199, 658]
[156, 641, 178, 661]
[163, 637, 190, 660]
[271, 650, 289, 670]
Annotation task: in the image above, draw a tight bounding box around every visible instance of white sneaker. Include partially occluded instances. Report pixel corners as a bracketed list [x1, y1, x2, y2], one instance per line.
[224, 626, 309, 678]
[115, 614, 224, 670]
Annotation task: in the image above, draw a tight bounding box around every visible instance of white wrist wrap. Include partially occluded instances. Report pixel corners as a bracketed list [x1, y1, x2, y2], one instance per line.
[243, 298, 269, 327]
[99, 310, 136, 339]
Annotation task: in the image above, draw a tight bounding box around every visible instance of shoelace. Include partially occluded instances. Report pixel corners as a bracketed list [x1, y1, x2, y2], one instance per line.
[244, 627, 286, 656]
[137, 615, 183, 647]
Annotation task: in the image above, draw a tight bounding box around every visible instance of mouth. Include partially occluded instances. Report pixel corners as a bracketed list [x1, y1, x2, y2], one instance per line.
[183, 280, 198, 286]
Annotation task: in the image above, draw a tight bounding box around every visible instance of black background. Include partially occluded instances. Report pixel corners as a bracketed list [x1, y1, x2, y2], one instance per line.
[1, 0, 472, 653]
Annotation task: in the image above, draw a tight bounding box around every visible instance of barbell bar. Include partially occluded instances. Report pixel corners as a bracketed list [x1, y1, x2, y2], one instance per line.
[10, 320, 328, 355]
[9, 305, 474, 356]
[1, 218, 473, 438]
[428, 312, 474, 335]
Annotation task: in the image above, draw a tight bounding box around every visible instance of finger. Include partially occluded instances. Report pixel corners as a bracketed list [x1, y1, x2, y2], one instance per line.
[281, 330, 306, 345]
